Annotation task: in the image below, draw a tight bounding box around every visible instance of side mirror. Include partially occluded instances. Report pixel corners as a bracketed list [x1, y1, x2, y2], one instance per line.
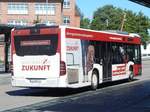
[100, 59, 103, 65]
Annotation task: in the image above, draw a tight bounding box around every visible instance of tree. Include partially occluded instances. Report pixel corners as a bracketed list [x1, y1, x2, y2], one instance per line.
[80, 18, 91, 29]
[123, 10, 137, 33]
[33, 15, 41, 24]
[91, 5, 123, 30]
[90, 5, 150, 44]
[134, 12, 150, 44]
[75, 5, 90, 29]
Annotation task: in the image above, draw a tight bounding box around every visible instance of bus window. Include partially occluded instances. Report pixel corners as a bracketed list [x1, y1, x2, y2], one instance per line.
[112, 43, 125, 64]
[127, 45, 134, 61]
[93, 41, 102, 64]
[14, 34, 58, 56]
[134, 45, 141, 64]
[66, 53, 74, 65]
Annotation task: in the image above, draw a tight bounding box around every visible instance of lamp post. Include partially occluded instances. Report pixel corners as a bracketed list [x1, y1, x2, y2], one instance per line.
[120, 12, 126, 31]
[46, 0, 48, 24]
[105, 19, 109, 29]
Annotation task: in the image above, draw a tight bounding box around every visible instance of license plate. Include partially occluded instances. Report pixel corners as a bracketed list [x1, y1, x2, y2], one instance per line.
[29, 80, 41, 83]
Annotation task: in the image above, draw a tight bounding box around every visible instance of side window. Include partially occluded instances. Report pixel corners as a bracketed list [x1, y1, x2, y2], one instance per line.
[66, 38, 82, 66]
[112, 44, 117, 64]
[119, 45, 127, 63]
[92, 41, 102, 64]
[127, 45, 134, 61]
[126, 44, 141, 63]
[66, 53, 74, 65]
[134, 45, 141, 63]
[112, 43, 125, 64]
[102, 42, 112, 63]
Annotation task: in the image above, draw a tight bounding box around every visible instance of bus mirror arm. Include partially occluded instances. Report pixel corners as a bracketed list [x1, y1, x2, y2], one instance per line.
[100, 59, 103, 65]
[133, 57, 136, 62]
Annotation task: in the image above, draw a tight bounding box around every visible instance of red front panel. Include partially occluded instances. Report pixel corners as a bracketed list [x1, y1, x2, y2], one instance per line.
[133, 64, 142, 76]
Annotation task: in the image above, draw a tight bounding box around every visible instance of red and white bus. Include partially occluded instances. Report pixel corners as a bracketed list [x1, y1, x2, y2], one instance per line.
[11, 25, 141, 89]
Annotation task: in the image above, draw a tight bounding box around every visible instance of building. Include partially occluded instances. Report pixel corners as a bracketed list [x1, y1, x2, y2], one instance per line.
[0, 0, 80, 27]
[0, 0, 81, 72]
[63, 0, 80, 27]
[141, 42, 150, 60]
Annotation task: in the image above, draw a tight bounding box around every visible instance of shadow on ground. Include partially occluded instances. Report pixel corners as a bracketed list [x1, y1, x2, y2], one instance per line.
[6, 79, 138, 97]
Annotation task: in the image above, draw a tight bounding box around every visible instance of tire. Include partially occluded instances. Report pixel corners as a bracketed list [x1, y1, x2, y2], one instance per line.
[91, 71, 99, 90]
[128, 67, 134, 81]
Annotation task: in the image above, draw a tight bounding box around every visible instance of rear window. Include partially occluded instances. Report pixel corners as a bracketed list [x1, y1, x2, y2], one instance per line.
[14, 34, 58, 56]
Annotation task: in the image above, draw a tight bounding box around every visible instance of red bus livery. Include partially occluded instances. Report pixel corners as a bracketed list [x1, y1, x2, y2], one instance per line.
[11, 25, 141, 89]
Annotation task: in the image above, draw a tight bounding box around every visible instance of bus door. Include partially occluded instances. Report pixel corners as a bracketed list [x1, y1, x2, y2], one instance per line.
[103, 43, 112, 82]
[66, 39, 83, 84]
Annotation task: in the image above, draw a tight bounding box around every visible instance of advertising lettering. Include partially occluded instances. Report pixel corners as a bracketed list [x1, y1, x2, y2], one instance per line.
[113, 65, 126, 76]
[22, 65, 50, 71]
[21, 40, 51, 46]
[67, 46, 79, 51]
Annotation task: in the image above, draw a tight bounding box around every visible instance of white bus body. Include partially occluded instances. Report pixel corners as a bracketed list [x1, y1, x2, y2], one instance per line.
[11, 26, 141, 89]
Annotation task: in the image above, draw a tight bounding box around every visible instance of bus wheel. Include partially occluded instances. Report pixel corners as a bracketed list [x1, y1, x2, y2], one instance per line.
[91, 71, 99, 90]
[128, 67, 134, 81]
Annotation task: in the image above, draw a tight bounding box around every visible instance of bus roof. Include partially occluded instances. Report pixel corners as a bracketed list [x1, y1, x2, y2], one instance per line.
[14, 24, 59, 30]
[63, 26, 141, 45]
[13, 25, 141, 45]
[61, 25, 141, 38]
[14, 24, 141, 38]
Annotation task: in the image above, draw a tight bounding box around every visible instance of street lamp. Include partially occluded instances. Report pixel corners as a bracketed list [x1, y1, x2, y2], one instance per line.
[46, 0, 48, 24]
[120, 12, 126, 31]
[105, 19, 109, 28]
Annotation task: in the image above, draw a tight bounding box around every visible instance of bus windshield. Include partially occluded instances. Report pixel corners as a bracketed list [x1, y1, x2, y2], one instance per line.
[14, 34, 58, 56]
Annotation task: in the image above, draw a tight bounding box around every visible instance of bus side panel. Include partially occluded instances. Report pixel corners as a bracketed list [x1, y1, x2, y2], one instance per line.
[66, 37, 103, 88]
[112, 64, 128, 81]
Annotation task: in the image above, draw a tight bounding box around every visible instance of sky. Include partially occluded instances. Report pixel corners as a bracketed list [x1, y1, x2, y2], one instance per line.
[76, 0, 150, 19]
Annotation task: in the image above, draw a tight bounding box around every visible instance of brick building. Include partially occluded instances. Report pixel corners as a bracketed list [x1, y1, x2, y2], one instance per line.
[0, 0, 80, 72]
[0, 0, 80, 27]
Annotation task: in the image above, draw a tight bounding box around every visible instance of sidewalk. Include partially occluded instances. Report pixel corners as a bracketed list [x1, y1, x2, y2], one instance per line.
[142, 58, 150, 61]
[0, 73, 11, 85]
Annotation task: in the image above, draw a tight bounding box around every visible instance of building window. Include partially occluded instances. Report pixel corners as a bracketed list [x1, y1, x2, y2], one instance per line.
[63, 0, 70, 8]
[35, 3, 56, 15]
[0, 4, 1, 14]
[8, 20, 28, 26]
[63, 16, 70, 25]
[8, 2, 28, 14]
[43, 21, 56, 26]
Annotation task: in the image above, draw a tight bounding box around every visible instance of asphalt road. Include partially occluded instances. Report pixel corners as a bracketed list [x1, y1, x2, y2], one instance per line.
[1, 60, 150, 112]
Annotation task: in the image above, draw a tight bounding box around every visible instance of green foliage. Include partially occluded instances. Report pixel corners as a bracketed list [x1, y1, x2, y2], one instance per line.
[133, 12, 150, 44]
[91, 5, 123, 30]
[33, 15, 41, 24]
[88, 5, 150, 44]
[80, 18, 91, 29]
[0, 59, 3, 64]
